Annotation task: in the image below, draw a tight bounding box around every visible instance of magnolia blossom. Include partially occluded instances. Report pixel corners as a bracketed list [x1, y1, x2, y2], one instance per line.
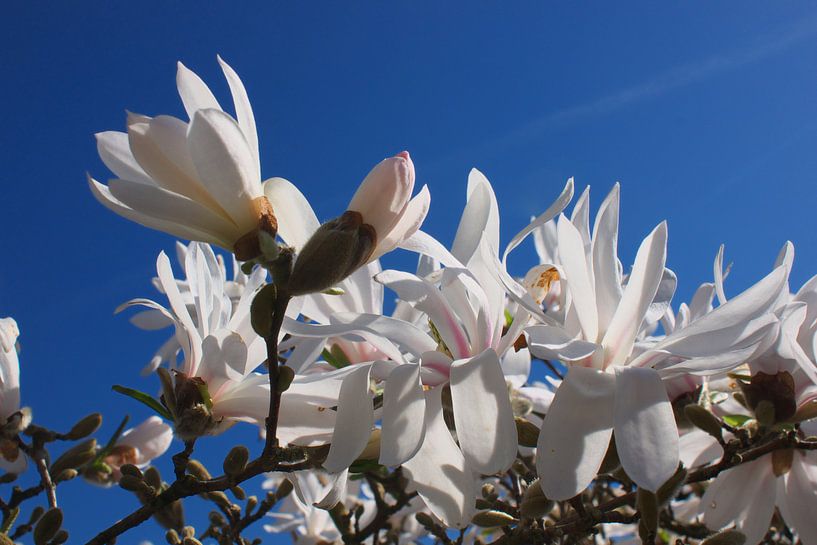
[83, 416, 173, 486]
[516, 186, 786, 499]
[287, 152, 429, 296]
[89, 57, 313, 261]
[0, 317, 25, 473]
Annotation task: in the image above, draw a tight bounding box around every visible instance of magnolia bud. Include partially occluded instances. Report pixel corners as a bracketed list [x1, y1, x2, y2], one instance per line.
[120, 463, 143, 479]
[51, 530, 69, 545]
[515, 417, 540, 448]
[65, 413, 102, 440]
[144, 466, 163, 490]
[656, 466, 687, 506]
[755, 400, 776, 428]
[165, 529, 181, 545]
[288, 212, 375, 296]
[33, 507, 62, 545]
[276, 366, 295, 393]
[414, 512, 436, 529]
[739, 371, 796, 422]
[250, 284, 278, 338]
[245, 496, 258, 515]
[701, 529, 747, 545]
[520, 479, 553, 519]
[186, 460, 211, 480]
[231, 486, 246, 501]
[637, 488, 658, 542]
[222, 446, 249, 477]
[471, 510, 517, 528]
[50, 438, 97, 475]
[54, 468, 78, 483]
[685, 404, 724, 442]
[275, 478, 294, 501]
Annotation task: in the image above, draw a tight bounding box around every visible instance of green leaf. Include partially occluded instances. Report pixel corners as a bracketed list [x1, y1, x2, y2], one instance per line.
[112, 385, 173, 420]
[722, 414, 751, 428]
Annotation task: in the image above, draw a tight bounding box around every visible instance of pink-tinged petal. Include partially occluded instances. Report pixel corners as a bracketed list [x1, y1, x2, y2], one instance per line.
[263, 177, 320, 249]
[176, 61, 221, 119]
[613, 366, 678, 492]
[347, 153, 414, 237]
[95, 130, 153, 185]
[779, 453, 817, 544]
[557, 215, 598, 342]
[118, 416, 173, 464]
[403, 387, 478, 528]
[375, 270, 470, 359]
[591, 183, 622, 334]
[379, 364, 426, 466]
[217, 56, 259, 179]
[526, 325, 599, 363]
[88, 176, 227, 246]
[600, 222, 667, 368]
[451, 169, 499, 264]
[537, 366, 616, 500]
[187, 109, 262, 233]
[108, 178, 237, 244]
[450, 349, 517, 474]
[398, 230, 465, 268]
[420, 350, 454, 386]
[370, 185, 430, 261]
[323, 365, 374, 473]
[502, 177, 574, 264]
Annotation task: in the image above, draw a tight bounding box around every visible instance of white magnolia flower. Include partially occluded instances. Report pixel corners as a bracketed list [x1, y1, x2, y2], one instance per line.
[90, 57, 313, 261]
[83, 416, 173, 486]
[0, 317, 25, 474]
[520, 186, 785, 499]
[284, 171, 573, 527]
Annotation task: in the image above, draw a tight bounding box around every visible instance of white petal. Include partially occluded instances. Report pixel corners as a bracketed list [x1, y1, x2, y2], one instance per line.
[108, 178, 237, 243]
[570, 186, 591, 255]
[501, 347, 531, 388]
[557, 215, 598, 342]
[95, 130, 153, 185]
[118, 416, 173, 464]
[537, 366, 616, 500]
[88, 176, 227, 246]
[176, 61, 221, 119]
[600, 222, 667, 367]
[263, 177, 320, 249]
[402, 387, 478, 528]
[451, 169, 499, 264]
[323, 365, 374, 473]
[450, 349, 517, 474]
[314, 469, 349, 509]
[187, 109, 261, 233]
[714, 245, 728, 306]
[613, 366, 678, 492]
[735, 466, 776, 545]
[526, 325, 599, 362]
[502, 177, 574, 263]
[399, 230, 465, 268]
[217, 56, 260, 180]
[379, 364, 426, 466]
[591, 183, 622, 334]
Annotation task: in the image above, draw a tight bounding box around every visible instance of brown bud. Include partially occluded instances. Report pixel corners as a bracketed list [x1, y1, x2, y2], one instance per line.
[65, 413, 103, 440]
[684, 404, 723, 442]
[182, 538, 203, 545]
[223, 446, 249, 477]
[250, 284, 278, 338]
[54, 468, 78, 483]
[120, 463, 143, 479]
[186, 459, 212, 480]
[755, 400, 776, 428]
[51, 530, 69, 545]
[33, 507, 62, 545]
[144, 466, 163, 490]
[119, 474, 150, 494]
[275, 478, 294, 500]
[414, 512, 437, 529]
[520, 479, 554, 519]
[230, 485, 246, 501]
[50, 438, 97, 475]
[636, 488, 658, 540]
[515, 417, 540, 448]
[656, 466, 687, 506]
[245, 496, 258, 515]
[772, 448, 794, 477]
[481, 483, 497, 500]
[288, 211, 376, 296]
[165, 529, 181, 545]
[471, 510, 517, 528]
[276, 365, 296, 393]
[701, 529, 747, 545]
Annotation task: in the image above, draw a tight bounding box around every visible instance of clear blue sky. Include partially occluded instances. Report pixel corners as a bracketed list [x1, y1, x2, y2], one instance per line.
[1, 3, 816, 543]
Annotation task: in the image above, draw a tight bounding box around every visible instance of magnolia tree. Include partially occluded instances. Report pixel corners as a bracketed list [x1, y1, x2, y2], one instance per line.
[1, 58, 815, 545]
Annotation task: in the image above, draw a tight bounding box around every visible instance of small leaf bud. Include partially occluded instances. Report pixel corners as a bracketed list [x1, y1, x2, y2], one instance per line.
[65, 413, 103, 440]
[515, 417, 540, 448]
[222, 446, 249, 477]
[471, 510, 517, 528]
[165, 529, 181, 545]
[684, 404, 724, 441]
[276, 365, 296, 393]
[50, 438, 97, 475]
[33, 507, 62, 545]
[520, 479, 554, 519]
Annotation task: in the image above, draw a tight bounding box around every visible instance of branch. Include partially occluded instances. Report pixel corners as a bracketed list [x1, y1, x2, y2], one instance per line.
[263, 292, 292, 456]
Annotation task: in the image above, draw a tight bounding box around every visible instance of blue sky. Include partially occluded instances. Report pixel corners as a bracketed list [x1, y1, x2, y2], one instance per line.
[1, 3, 816, 543]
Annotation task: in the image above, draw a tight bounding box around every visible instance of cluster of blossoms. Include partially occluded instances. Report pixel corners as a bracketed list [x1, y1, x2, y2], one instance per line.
[2, 58, 815, 545]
